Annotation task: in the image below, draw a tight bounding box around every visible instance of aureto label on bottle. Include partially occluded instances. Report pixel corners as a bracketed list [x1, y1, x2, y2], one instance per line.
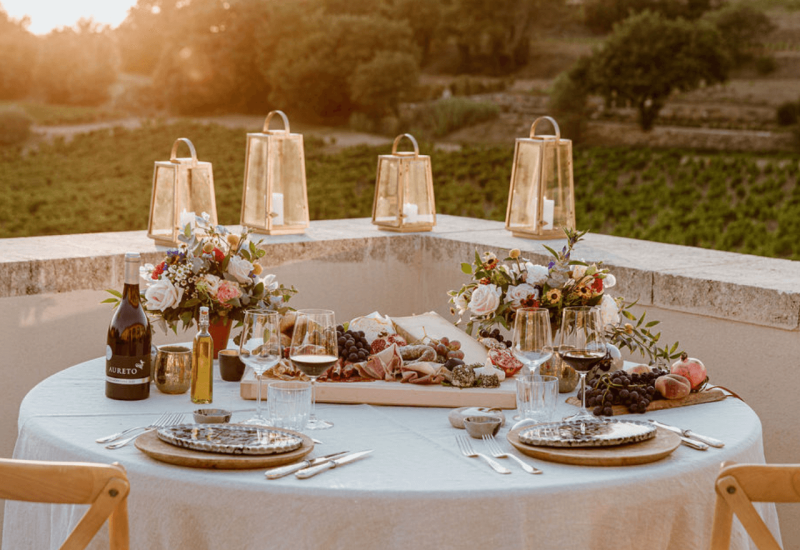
[106, 354, 151, 385]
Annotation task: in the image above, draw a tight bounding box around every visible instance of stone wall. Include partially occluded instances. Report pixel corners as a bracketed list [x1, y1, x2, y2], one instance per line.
[1, 215, 799, 546]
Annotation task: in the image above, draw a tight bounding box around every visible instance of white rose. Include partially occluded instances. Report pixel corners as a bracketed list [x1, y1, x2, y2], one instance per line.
[524, 263, 549, 286]
[571, 265, 587, 280]
[599, 295, 620, 329]
[259, 273, 279, 292]
[144, 278, 185, 311]
[468, 284, 502, 317]
[454, 291, 470, 315]
[200, 274, 221, 296]
[227, 256, 254, 283]
[506, 283, 537, 306]
[604, 274, 616, 289]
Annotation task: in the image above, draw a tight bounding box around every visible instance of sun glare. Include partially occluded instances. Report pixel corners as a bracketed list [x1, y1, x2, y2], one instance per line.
[1, 0, 136, 35]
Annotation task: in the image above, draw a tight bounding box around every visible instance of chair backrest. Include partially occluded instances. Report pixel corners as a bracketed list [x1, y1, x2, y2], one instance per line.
[710, 461, 800, 550]
[0, 458, 130, 550]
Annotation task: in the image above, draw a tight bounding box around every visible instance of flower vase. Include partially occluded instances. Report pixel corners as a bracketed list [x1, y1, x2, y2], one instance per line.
[207, 317, 232, 360]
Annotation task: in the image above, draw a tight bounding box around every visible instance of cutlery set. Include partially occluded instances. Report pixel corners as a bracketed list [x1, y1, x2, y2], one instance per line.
[97, 412, 185, 449]
[265, 450, 373, 479]
[648, 419, 725, 451]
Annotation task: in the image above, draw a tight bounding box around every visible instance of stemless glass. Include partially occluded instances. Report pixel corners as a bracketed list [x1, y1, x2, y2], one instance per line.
[239, 309, 282, 426]
[558, 306, 606, 423]
[512, 308, 554, 375]
[289, 309, 338, 431]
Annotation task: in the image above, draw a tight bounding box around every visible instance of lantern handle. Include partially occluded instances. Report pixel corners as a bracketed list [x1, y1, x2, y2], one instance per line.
[264, 110, 290, 134]
[391, 133, 419, 157]
[530, 116, 561, 141]
[170, 138, 199, 166]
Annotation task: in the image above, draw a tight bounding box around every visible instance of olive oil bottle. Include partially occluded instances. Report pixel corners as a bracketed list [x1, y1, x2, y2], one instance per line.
[191, 307, 213, 404]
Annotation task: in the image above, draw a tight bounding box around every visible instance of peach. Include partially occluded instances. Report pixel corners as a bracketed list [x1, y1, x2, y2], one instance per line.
[655, 374, 691, 400]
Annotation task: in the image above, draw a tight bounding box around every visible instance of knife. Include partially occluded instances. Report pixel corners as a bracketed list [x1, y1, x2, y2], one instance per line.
[295, 450, 373, 479]
[649, 420, 723, 448]
[265, 451, 349, 480]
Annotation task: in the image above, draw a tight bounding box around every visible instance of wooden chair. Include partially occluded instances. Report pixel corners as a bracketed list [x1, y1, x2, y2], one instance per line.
[0, 458, 130, 550]
[710, 461, 800, 550]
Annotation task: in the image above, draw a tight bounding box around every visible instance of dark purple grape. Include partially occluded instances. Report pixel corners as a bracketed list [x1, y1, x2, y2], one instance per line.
[348, 353, 358, 362]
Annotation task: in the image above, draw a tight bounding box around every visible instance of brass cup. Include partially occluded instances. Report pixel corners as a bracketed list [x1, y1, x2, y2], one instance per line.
[154, 345, 192, 394]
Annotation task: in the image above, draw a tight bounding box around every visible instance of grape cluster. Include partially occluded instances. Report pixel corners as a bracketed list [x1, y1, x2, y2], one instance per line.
[479, 328, 512, 349]
[336, 325, 370, 363]
[581, 368, 668, 417]
[432, 336, 465, 362]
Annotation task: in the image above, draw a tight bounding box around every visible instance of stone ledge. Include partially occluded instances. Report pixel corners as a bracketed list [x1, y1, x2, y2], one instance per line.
[1, 215, 798, 330]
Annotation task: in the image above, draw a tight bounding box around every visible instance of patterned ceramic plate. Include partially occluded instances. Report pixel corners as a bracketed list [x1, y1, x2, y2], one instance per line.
[518, 419, 657, 448]
[157, 424, 303, 455]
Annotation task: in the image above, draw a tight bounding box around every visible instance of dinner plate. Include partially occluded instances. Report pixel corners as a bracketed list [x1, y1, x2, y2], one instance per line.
[518, 419, 656, 448]
[157, 424, 303, 455]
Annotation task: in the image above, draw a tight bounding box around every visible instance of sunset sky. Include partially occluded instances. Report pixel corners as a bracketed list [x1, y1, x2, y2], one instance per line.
[1, 0, 136, 34]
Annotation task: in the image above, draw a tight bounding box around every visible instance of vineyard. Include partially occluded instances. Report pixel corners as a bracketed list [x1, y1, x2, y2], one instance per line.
[1, 121, 798, 260]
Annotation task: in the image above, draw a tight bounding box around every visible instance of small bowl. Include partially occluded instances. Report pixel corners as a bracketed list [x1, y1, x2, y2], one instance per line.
[193, 409, 232, 424]
[463, 416, 502, 439]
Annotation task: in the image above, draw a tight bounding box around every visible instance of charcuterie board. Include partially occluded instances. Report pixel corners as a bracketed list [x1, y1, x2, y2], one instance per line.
[240, 369, 517, 409]
[565, 387, 727, 414]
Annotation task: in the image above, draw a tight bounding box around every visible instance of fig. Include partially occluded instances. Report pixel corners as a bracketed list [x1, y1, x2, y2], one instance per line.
[670, 352, 707, 390]
[655, 374, 691, 400]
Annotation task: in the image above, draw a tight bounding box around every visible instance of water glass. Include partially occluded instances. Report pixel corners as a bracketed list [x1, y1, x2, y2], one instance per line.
[268, 381, 312, 432]
[516, 374, 559, 424]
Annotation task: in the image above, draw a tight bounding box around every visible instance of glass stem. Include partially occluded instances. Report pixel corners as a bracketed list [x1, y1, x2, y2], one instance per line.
[255, 372, 262, 419]
[309, 378, 317, 421]
[579, 372, 587, 412]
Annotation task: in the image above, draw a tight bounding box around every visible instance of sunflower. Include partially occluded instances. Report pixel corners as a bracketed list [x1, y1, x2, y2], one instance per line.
[545, 288, 562, 304]
[577, 285, 593, 300]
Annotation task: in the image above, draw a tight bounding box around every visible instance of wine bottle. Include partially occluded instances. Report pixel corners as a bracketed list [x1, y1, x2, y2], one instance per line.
[106, 252, 151, 400]
[191, 307, 213, 404]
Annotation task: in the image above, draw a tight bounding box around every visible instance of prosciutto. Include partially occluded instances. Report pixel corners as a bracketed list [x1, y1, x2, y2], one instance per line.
[400, 361, 450, 385]
[353, 344, 403, 381]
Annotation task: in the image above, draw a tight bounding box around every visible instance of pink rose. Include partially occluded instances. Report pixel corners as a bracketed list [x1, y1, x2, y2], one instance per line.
[468, 284, 502, 317]
[216, 280, 242, 307]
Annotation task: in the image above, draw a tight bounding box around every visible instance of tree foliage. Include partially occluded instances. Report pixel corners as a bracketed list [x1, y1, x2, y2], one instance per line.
[703, 3, 776, 66]
[34, 20, 118, 106]
[585, 10, 730, 131]
[0, 10, 38, 100]
[583, 0, 713, 34]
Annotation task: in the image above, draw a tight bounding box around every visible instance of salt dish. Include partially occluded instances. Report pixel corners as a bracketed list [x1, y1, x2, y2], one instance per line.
[463, 416, 502, 439]
[193, 409, 232, 424]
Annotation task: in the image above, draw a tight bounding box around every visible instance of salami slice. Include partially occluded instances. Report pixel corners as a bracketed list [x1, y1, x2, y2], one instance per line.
[488, 349, 523, 377]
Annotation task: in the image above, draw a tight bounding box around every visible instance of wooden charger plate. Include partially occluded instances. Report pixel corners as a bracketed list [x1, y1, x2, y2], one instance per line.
[507, 425, 681, 466]
[135, 426, 314, 470]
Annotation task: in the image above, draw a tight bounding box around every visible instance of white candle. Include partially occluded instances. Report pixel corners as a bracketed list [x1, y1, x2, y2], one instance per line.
[179, 209, 196, 231]
[542, 198, 554, 231]
[271, 193, 284, 226]
[402, 203, 419, 223]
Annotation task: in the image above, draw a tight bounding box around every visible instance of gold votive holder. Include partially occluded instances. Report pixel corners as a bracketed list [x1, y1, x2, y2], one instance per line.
[154, 345, 192, 394]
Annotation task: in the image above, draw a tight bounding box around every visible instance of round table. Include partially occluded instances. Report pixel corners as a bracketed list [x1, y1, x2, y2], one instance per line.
[3, 357, 782, 550]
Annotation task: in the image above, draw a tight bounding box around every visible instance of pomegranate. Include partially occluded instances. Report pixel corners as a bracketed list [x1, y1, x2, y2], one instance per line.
[670, 353, 708, 391]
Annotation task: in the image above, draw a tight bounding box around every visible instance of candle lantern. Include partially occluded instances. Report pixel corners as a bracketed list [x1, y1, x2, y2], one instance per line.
[371, 134, 436, 232]
[505, 116, 575, 239]
[240, 110, 309, 235]
[147, 138, 218, 246]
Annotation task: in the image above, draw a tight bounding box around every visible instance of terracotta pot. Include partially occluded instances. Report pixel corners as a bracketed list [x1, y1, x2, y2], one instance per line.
[207, 317, 233, 360]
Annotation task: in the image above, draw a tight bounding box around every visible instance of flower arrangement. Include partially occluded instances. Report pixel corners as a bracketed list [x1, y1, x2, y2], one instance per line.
[448, 228, 680, 364]
[105, 213, 296, 334]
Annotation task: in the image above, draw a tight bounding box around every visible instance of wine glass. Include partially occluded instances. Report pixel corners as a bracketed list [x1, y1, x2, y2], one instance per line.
[289, 309, 338, 430]
[239, 309, 282, 426]
[558, 306, 606, 423]
[512, 308, 554, 375]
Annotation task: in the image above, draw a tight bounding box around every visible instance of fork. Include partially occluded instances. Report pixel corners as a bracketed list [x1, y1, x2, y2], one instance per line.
[96, 412, 172, 444]
[106, 413, 184, 450]
[455, 434, 511, 474]
[482, 434, 542, 475]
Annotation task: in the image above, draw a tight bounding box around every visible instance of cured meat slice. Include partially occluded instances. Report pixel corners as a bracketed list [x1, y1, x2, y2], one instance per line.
[399, 361, 449, 385]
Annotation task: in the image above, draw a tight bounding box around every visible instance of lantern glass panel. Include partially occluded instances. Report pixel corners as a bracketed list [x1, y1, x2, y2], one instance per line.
[374, 157, 400, 225]
[271, 138, 306, 227]
[507, 142, 542, 231]
[151, 165, 177, 240]
[182, 164, 214, 216]
[404, 160, 434, 224]
[242, 138, 268, 228]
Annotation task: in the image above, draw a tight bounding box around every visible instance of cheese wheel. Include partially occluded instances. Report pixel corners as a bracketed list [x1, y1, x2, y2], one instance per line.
[390, 312, 488, 366]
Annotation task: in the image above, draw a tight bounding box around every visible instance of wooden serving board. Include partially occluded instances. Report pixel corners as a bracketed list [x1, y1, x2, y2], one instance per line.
[507, 426, 681, 466]
[135, 427, 314, 470]
[240, 369, 517, 409]
[566, 388, 727, 414]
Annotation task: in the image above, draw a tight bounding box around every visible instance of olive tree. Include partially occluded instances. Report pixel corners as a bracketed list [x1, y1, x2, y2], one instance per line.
[586, 10, 730, 131]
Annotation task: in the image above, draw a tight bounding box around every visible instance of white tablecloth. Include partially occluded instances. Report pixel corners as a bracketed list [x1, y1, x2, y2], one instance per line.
[3, 357, 782, 550]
